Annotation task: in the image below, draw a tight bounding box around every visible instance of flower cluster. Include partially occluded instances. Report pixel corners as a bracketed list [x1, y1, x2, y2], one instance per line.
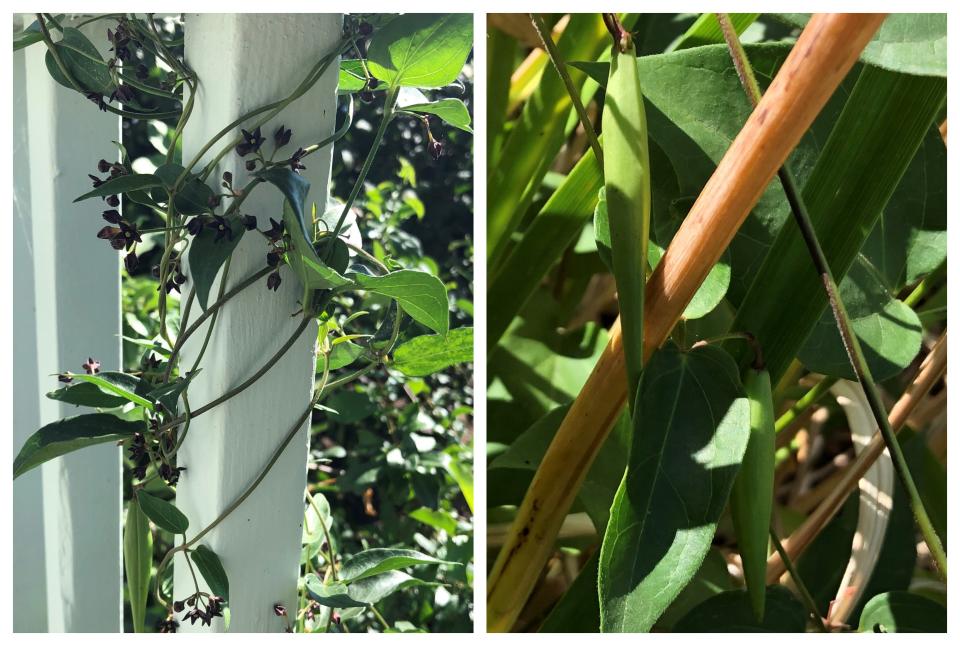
[262, 217, 287, 291]
[90, 159, 144, 272]
[174, 592, 225, 627]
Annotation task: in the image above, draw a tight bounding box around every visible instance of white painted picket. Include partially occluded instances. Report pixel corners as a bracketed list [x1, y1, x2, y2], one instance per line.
[173, 14, 342, 632]
[13, 15, 123, 633]
[12, 13, 343, 633]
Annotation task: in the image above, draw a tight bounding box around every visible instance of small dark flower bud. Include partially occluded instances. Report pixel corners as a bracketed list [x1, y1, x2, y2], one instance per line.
[274, 125, 292, 148]
[273, 603, 287, 617]
[186, 217, 204, 236]
[367, 78, 380, 90]
[105, 194, 120, 207]
[429, 139, 443, 160]
[82, 357, 101, 374]
[58, 373, 73, 383]
[98, 159, 112, 173]
[358, 21, 373, 36]
[136, 64, 149, 80]
[360, 91, 375, 103]
[102, 209, 122, 224]
[207, 194, 222, 208]
[173, 600, 185, 613]
[174, 271, 187, 285]
[222, 171, 233, 186]
[124, 251, 138, 273]
[266, 251, 281, 267]
[245, 159, 257, 172]
[242, 214, 258, 230]
[266, 271, 282, 291]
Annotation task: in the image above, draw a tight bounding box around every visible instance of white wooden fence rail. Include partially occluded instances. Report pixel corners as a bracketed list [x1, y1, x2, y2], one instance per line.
[14, 15, 123, 633]
[12, 13, 342, 633]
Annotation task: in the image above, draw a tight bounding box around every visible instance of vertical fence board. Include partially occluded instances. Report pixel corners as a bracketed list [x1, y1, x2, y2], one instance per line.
[174, 13, 342, 632]
[18, 17, 124, 632]
[13, 13, 48, 633]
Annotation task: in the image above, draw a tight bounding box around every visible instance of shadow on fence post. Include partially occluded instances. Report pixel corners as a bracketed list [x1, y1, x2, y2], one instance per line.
[14, 14, 123, 633]
[174, 13, 343, 632]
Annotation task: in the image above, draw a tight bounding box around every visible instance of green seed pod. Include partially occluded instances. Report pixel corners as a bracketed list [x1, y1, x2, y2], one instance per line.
[603, 36, 651, 404]
[730, 366, 776, 622]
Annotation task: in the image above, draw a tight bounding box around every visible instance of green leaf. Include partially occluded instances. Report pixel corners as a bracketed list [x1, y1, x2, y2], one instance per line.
[14, 413, 145, 478]
[187, 217, 245, 310]
[124, 499, 153, 633]
[367, 14, 473, 89]
[598, 344, 750, 632]
[257, 167, 351, 293]
[318, 341, 365, 374]
[540, 552, 601, 632]
[153, 163, 215, 216]
[60, 371, 153, 409]
[13, 18, 47, 51]
[74, 173, 164, 202]
[672, 13, 760, 50]
[45, 27, 115, 96]
[338, 59, 393, 93]
[798, 256, 923, 381]
[354, 270, 448, 336]
[339, 548, 456, 584]
[47, 381, 129, 409]
[190, 544, 230, 602]
[408, 507, 458, 535]
[861, 129, 946, 291]
[305, 571, 437, 609]
[136, 490, 189, 534]
[673, 586, 807, 632]
[146, 370, 200, 417]
[303, 493, 333, 546]
[391, 327, 472, 376]
[858, 591, 946, 633]
[775, 13, 946, 77]
[655, 548, 734, 631]
[400, 94, 473, 132]
[442, 447, 474, 513]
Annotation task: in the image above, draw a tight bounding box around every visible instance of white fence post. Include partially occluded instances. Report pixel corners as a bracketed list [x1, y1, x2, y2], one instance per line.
[174, 14, 342, 632]
[15, 16, 123, 632]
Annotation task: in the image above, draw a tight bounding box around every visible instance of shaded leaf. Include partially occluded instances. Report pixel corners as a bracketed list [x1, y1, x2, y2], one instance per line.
[15, 413, 145, 478]
[61, 371, 153, 409]
[318, 341, 365, 374]
[798, 256, 923, 381]
[191, 544, 230, 602]
[402, 97, 473, 133]
[673, 586, 807, 632]
[47, 381, 128, 409]
[187, 217, 244, 310]
[45, 27, 114, 96]
[354, 270, 448, 336]
[136, 490, 189, 534]
[74, 173, 164, 202]
[303, 493, 333, 546]
[858, 591, 946, 633]
[153, 163, 215, 216]
[599, 344, 750, 632]
[367, 14, 473, 88]
[338, 59, 393, 93]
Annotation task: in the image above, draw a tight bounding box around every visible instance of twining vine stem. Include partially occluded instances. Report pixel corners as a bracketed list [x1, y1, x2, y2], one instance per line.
[718, 12, 947, 580]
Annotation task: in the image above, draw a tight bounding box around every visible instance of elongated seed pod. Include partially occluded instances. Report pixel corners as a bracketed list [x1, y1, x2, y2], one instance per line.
[730, 366, 776, 622]
[602, 35, 650, 403]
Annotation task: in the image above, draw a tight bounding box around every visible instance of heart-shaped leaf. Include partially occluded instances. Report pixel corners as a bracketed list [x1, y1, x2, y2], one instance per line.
[599, 343, 750, 632]
[15, 413, 145, 478]
[353, 270, 448, 336]
[391, 327, 472, 376]
[136, 490, 189, 534]
[367, 14, 473, 89]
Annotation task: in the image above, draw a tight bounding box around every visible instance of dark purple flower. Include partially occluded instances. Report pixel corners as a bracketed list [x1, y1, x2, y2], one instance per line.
[102, 209, 122, 224]
[235, 127, 265, 157]
[273, 603, 287, 617]
[119, 221, 142, 250]
[266, 270, 282, 291]
[242, 214, 258, 231]
[288, 147, 307, 173]
[360, 91, 375, 103]
[58, 373, 73, 384]
[97, 159, 112, 173]
[358, 21, 373, 36]
[85, 92, 108, 111]
[211, 216, 232, 243]
[136, 64, 149, 80]
[82, 357, 101, 374]
[97, 225, 121, 240]
[124, 251, 138, 273]
[264, 217, 285, 242]
[266, 251, 282, 267]
[429, 139, 443, 160]
[274, 125, 292, 148]
[105, 194, 120, 208]
[186, 217, 205, 236]
[89, 174, 105, 188]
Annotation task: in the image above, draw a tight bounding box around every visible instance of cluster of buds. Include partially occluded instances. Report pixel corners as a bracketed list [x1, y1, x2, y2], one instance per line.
[262, 217, 287, 291]
[107, 19, 139, 63]
[174, 592, 225, 627]
[127, 432, 152, 481]
[91, 160, 143, 272]
[150, 251, 187, 294]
